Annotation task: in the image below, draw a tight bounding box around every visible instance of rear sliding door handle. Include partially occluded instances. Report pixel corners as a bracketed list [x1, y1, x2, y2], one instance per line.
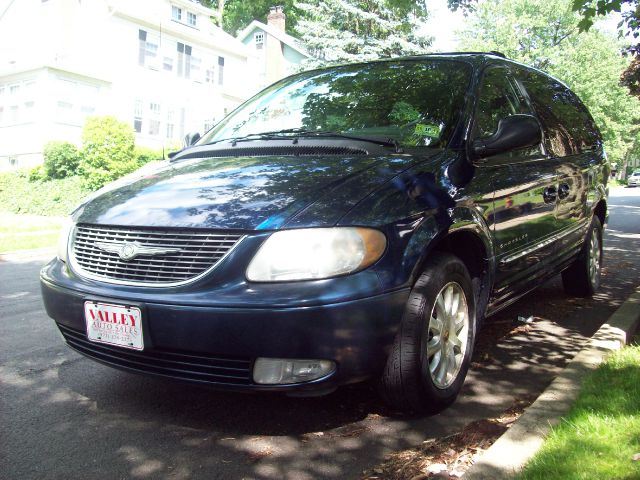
[543, 186, 557, 203]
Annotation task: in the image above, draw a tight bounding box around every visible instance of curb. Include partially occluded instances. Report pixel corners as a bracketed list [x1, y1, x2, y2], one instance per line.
[463, 286, 640, 479]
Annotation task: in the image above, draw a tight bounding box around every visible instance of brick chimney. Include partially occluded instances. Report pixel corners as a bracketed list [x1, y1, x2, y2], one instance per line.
[267, 6, 286, 32]
[265, 6, 285, 84]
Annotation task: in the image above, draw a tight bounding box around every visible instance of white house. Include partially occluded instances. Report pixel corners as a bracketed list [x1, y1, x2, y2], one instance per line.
[0, 0, 261, 170]
[237, 6, 310, 89]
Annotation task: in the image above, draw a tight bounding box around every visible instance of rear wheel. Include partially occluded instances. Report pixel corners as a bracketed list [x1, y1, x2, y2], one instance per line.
[380, 254, 476, 413]
[562, 216, 603, 297]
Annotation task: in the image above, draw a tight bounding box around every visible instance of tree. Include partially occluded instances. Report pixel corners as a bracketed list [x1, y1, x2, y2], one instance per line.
[200, 0, 432, 43]
[459, 0, 578, 69]
[199, 0, 302, 35]
[80, 116, 137, 190]
[460, 0, 640, 167]
[295, 0, 432, 66]
[571, 0, 640, 98]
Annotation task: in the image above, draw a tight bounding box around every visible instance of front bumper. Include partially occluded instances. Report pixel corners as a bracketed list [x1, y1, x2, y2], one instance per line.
[40, 260, 409, 394]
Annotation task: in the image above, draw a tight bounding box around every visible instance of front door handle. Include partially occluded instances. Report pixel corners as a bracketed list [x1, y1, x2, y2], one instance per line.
[543, 186, 557, 203]
[558, 183, 570, 199]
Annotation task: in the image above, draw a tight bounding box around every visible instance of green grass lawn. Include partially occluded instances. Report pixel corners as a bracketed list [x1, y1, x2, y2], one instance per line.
[518, 345, 640, 480]
[0, 213, 64, 253]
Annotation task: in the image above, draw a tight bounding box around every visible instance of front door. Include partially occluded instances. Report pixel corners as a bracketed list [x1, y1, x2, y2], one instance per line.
[471, 66, 561, 307]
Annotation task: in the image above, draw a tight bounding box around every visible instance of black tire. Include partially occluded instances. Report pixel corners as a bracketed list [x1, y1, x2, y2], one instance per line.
[380, 253, 477, 413]
[562, 216, 603, 297]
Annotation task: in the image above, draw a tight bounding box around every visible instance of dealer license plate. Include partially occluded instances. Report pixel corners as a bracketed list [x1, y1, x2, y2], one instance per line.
[84, 301, 143, 350]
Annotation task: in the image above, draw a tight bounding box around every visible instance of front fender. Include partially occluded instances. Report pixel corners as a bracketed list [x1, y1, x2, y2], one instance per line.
[402, 206, 496, 285]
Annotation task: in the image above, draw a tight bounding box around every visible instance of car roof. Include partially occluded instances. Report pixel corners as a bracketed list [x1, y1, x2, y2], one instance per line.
[298, 52, 549, 78]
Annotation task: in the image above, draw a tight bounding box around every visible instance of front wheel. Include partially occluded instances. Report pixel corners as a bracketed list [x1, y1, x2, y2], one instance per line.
[562, 216, 603, 297]
[380, 254, 476, 413]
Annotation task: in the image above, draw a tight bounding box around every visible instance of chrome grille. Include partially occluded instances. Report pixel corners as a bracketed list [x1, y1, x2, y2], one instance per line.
[71, 224, 244, 286]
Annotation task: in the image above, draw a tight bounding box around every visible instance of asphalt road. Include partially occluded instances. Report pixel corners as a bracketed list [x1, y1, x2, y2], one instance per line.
[1, 187, 639, 480]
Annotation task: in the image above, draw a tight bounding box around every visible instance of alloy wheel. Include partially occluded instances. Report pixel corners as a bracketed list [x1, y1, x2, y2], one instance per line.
[589, 231, 601, 286]
[426, 282, 469, 389]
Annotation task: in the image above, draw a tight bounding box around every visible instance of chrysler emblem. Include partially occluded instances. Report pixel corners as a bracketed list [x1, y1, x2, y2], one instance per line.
[95, 241, 183, 261]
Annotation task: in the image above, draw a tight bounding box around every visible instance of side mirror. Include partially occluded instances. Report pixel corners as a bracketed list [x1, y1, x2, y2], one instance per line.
[472, 114, 542, 161]
[183, 132, 201, 149]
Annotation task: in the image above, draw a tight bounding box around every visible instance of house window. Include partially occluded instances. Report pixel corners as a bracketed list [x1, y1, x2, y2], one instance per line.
[185, 45, 192, 79]
[166, 109, 175, 138]
[138, 30, 147, 66]
[9, 157, 17, 168]
[177, 43, 184, 77]
[149, 119, 160, 136]
[187, 12, 197, 26]
[163, 57, 173, 72]
[134, 99, 143, 133]
[190, 55, 201, 80]
[255, 32, 264, 50]
[172, 6, 182, 21]
[149, 102, 160, 115]
[23, 101, 35, 122]
[138, 30, 158, 67]
[218, 56, 224, 85]
[0, 106, 3, 124]
[177, 43, 192, 79]
[205, 67, 215, 84]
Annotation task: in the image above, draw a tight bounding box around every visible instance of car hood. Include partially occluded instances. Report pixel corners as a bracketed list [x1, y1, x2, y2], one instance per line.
[75, 152, 441, 230]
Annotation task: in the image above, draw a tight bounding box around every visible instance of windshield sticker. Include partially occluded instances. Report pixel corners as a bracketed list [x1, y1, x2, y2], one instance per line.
[414, 123, 441, 138]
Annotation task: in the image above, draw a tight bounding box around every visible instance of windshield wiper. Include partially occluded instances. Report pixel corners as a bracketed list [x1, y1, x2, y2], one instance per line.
[210, 129, 403, 153]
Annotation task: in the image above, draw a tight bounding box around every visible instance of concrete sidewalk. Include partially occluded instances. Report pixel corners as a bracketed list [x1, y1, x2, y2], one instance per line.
[464, 286, 640, 479]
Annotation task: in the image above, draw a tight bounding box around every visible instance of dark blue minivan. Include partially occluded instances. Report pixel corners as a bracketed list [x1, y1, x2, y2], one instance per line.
[40, 53, 608, 412]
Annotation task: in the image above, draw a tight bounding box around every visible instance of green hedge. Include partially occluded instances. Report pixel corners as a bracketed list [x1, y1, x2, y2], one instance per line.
[0, 171, 92, 216]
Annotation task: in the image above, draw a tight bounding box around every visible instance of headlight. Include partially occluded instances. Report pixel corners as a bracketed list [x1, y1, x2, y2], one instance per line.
[57, 218, 75, 263]
[246, 227, 386, 282]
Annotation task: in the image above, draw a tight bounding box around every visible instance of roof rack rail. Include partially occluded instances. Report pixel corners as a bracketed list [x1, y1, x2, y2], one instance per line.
[418, 51, 508, 58]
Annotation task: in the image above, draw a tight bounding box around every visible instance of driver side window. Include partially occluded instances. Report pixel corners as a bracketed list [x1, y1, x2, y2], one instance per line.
[475, 67, 524, 138]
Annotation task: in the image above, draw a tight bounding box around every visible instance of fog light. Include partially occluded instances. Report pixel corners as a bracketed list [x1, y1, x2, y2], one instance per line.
[253, 358, 336, 385]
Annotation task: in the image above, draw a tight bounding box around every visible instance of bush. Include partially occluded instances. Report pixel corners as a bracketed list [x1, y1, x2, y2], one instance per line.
[28, 165, 46, 182]
[0, 171, 92, 216]
[43, 141, 82, 179]
[134, 146, 164, 166]
[80, 116, 136, 190]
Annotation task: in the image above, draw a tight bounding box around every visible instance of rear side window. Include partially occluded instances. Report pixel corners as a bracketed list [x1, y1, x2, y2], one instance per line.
[517, 69, 600, 157]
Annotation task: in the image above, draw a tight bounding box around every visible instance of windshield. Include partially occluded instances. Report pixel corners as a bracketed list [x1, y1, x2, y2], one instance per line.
[199, 59, 472, 148]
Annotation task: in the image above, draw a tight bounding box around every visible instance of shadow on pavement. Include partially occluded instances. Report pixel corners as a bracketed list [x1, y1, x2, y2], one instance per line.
[1, 200, 639, 480]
